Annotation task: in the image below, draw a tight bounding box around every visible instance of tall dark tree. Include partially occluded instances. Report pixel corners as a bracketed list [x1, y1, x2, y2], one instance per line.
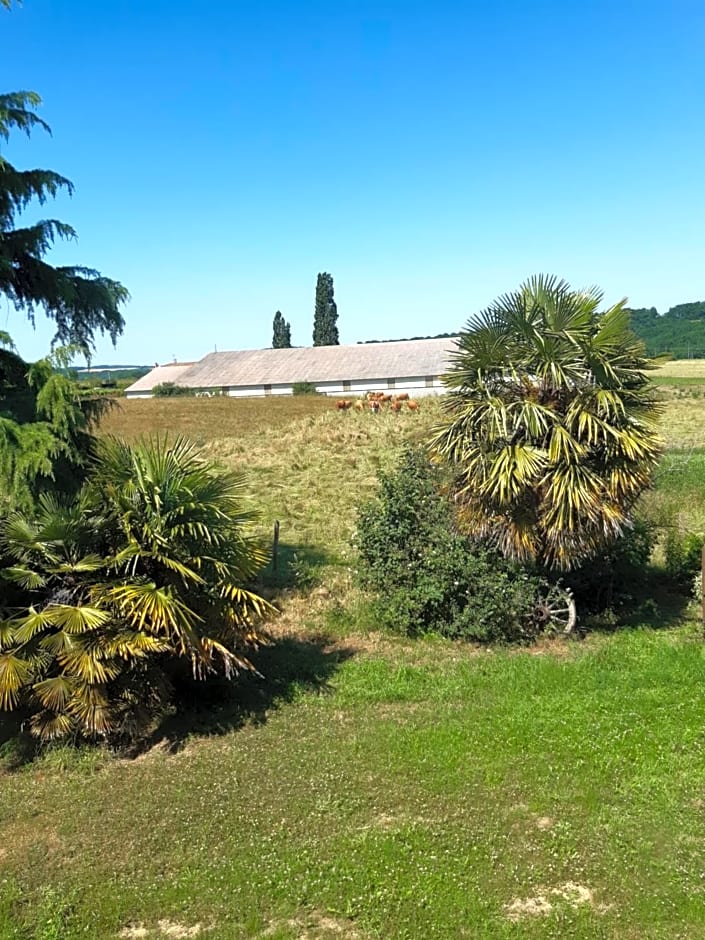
[272, 310, 291, 348]
[312, 272, 339, 346]
[1, 91, 129, 353]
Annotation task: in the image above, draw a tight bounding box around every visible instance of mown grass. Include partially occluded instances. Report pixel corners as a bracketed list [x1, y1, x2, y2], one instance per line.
[2, 627, 705, 939]
[2, 393, 705, 938]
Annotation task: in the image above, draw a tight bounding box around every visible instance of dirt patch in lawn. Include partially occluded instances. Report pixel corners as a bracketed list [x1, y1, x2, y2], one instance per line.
[506, 882, 598, 921]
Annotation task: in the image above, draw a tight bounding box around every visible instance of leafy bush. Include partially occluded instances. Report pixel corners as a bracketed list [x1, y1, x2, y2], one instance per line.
[0, 436, 272, 743]
[664, 529, 704, 589]
[354, 447, 547, 642]
[292, 381, 321, 396]
[152, 382, 194, 397]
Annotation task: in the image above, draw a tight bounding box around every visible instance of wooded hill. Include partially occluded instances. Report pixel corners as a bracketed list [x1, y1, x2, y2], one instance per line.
[628, 302, 705, 358]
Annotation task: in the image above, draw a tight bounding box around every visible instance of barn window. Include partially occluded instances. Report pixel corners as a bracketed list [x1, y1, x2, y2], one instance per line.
[343, 380, 351, 392]
[263, 384, 272, 396]
[425, 376, 434, 387]
[387, 378, 396, 389]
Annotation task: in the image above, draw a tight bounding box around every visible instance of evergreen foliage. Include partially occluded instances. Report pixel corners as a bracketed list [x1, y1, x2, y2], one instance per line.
[312, 272, 339, 346]
[431, 275, 663, 571]
[0, 339, 103, 514]
[0, 92, 129, 352]
[272, 310, 292, 348]
[0, 436, 272, 742]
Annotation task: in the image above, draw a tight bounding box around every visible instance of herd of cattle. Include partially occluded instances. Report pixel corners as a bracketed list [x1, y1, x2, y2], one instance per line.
[335, 391, 420, 413]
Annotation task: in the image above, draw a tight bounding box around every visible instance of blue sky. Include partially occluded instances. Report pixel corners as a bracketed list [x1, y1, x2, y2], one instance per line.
[2, 0, 704, 364]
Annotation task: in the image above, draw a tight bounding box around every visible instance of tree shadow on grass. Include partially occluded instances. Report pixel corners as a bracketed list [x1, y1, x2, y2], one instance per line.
[256, 541, 337, 593]
[140, 633, 356, 756]
[579, 568, 693, 634]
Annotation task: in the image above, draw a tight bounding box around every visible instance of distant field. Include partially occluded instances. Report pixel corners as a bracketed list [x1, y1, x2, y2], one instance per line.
[98, 396, 439, 564]
[652, 358, 705, 383]
[98, 395, 334, 442]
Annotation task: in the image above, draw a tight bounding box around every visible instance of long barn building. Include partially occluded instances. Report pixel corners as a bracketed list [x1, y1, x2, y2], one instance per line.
[125, 337, 459, 399]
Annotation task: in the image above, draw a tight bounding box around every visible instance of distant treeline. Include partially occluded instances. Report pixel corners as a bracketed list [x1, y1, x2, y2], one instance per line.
[360, 305, 705, 360]
[628, 302, 705, 358]
[359, 332, 458, 344]
[73, 366, 150, 382]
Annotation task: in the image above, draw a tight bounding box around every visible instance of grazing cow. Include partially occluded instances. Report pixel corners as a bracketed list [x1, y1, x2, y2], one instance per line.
[395, 392, 409, 401]
[336, 399, 352, 411]
[354, 400, 365, 412]
[380, 394, 393, 403]
[390, 400, 403, 413]
[406, 399, 419, 412]
[369, 399, 381, 414]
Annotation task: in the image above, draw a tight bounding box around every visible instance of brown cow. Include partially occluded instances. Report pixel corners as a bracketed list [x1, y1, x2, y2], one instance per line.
[406, 399, 419, 412]
[390, 400, 403, 413]
[354, 400, 365, 412]
[369, 399, 381, 414]
[336, 399, 352, 411]
[395, 392, 410, 401]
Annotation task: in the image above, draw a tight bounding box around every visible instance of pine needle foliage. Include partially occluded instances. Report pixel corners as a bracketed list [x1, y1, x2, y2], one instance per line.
[430, 275, 663, 571]
[0, 436, 272, 742]
[0, 91, 128, 352]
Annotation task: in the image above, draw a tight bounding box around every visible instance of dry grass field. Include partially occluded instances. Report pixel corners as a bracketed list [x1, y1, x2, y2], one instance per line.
[99, 396, 441, 572]
[653, 357, 705, 379]
[100, 395, 334, 443]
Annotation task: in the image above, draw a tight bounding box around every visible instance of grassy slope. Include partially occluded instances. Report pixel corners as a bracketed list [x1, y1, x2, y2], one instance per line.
[2, 395, 705, 939]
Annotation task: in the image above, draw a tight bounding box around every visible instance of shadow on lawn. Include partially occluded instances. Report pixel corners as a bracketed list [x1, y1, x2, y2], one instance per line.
[142, 632, 355, 756]
[257, 540, 336, 593]
[580, 568, 693, 634]
[0, 634, 355, 767]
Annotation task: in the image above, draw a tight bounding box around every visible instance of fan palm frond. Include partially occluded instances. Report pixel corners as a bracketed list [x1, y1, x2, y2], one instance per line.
[431, 275, 663, 570]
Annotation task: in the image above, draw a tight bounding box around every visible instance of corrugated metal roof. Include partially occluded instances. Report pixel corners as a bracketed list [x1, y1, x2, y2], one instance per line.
[125, 362, 197, 393]
[174, 338, 459, 390]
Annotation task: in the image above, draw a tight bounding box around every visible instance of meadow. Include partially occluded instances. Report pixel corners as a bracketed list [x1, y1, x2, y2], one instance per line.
[2, 380, 705, 939]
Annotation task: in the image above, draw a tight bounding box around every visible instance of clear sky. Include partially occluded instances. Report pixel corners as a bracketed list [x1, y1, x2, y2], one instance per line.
[2, 0, 704, 364]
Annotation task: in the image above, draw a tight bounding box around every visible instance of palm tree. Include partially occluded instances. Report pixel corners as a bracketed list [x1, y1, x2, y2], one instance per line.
[430, 275, 662, 571]
[0, 436, 272, 741]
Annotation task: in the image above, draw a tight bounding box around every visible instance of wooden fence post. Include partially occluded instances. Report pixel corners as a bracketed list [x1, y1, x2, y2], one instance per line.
[272, 520, 280, 574]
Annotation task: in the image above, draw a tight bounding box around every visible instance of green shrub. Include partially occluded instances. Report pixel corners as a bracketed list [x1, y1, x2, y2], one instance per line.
[152, 381, 194, 397]
[354, 447, 547, 642]
[292, 381, 320, 396]
[665, 529, 705, 588]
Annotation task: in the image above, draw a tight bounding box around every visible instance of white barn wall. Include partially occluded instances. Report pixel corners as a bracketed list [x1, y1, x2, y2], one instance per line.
[126, 379, 445, 400]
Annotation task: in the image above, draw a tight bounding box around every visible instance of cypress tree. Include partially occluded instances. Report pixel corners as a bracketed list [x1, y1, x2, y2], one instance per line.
[313, 272, 339, 346]
[272, 310, 292, 348]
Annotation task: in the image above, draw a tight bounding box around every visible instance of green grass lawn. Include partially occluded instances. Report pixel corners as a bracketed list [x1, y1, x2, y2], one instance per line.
[2, 626, 705, 939]
[3, 395, 705, 938]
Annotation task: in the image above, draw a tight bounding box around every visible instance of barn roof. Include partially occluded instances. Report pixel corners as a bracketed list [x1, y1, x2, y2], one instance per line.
[124, 361, 197, 394]
[127, 338, 459, 392]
